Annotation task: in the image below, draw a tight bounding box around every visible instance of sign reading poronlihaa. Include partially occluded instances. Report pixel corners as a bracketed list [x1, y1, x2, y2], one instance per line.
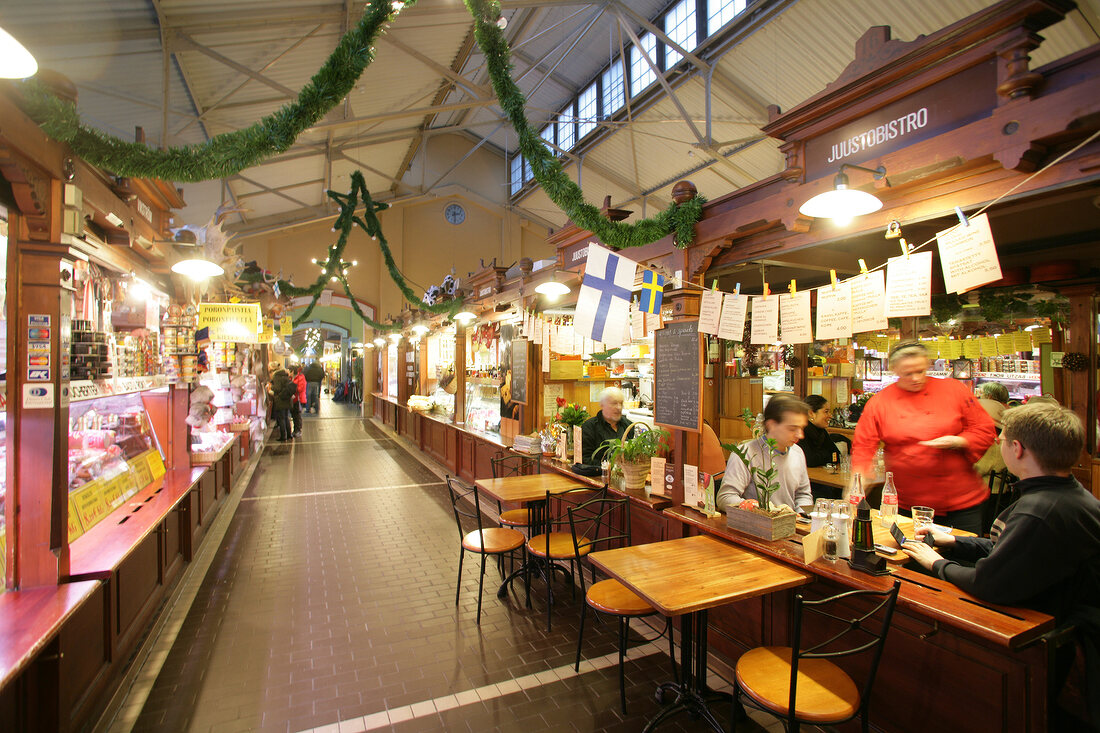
[936, 212, 1002, 293]
[198, 303, 262, 343]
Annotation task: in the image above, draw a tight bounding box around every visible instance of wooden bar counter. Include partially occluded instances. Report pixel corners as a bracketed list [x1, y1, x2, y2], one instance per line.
[663, 505, 1056, 733]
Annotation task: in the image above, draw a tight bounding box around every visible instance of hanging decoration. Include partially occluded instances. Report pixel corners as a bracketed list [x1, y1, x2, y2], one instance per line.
[237, 170, 465, 329]
[18, 0, 415, 182]
[464, 0, 705, 249]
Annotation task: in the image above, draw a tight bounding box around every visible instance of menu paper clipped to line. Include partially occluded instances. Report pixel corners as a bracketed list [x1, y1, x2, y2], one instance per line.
[849, 270, 887, 334]
[816, 281, 852, 340]
[885, 251, 933, 318]
[749, 295, 780, 344]
[717, 292, 748, 341]
[936, 212, 1002, 293]
[698, 288, 723, 335]
[779, 291, 813, 344]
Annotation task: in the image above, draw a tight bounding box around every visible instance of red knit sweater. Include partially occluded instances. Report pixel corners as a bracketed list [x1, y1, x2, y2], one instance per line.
[852, 377, 996, 512]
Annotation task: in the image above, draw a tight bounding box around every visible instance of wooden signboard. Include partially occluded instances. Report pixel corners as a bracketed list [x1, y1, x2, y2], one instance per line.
[511, 338, 528, 405]
[654, 320, 702, 432]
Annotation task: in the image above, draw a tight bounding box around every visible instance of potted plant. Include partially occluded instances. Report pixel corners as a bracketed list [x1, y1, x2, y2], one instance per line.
[600, 424, 670, 490]
[721, 416, 796, 540]
[553, 398, 589, 452]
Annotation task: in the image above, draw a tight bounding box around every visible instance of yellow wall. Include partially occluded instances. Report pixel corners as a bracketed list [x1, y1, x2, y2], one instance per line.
[239, 134, 552, 327]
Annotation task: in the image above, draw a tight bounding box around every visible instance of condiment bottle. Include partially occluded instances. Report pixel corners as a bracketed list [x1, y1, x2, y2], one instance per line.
[880, 471, 899, 527]
[831, 502, 851, 559]
[852, 497, 875, 552]
[823, 518, 838, 561]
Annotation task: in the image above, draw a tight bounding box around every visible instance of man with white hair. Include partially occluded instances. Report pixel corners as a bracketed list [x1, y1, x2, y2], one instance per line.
[580, 386, 632, 465]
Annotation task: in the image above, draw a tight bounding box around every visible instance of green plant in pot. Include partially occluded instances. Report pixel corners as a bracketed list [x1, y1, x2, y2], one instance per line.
[600, 424, 670, 490]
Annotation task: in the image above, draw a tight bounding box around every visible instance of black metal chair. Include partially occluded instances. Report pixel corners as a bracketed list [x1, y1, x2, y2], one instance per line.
[526, 484, 604, 632]
[569, 495, 676, 714]
[733, 580, 901, 733]
[446, 475, 526, 625]
[490, 451, 540, 530]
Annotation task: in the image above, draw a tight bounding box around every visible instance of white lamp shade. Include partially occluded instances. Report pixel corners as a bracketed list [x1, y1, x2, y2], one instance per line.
[171, 258, 224, 279]
[799, 185, 883, 219]
[454, 311, 476, 322]
[535, 280, 570, 297]
[0, 27, 38, 79]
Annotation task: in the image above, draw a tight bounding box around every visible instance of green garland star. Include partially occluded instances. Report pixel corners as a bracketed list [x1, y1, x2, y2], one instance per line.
[464, 0, 705, 249]
[238, 170, 464, 329]
[18, 0, 416, 182]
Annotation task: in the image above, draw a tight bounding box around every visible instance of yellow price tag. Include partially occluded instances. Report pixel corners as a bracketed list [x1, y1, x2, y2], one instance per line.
[73, 481, 110, 533]
[68, 498, 85, 542]
[147, 450, 166, 479]
[130, 452, 155, 489]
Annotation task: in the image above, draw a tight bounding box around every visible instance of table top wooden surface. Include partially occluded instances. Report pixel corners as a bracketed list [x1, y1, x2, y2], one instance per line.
[474, 473, 588, 503]
[806, 466, 884, 490]
[588, 535, 812, 617]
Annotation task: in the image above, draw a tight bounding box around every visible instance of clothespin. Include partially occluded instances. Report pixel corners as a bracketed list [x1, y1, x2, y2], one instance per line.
[954, 206, 970, 227]
[763, 282, 770, 300]
[711, 279, 718, 292]
[885, 220, 902, 239]
[734, 283, 741, 296]
[859, 259, 869, 276]
[899, 238, 910, 259]
[789, 279, 797, 295]
[830, 270, 838, 290]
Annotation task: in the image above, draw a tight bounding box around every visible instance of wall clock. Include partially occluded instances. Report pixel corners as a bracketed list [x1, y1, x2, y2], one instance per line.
[444, 203, 466, 225]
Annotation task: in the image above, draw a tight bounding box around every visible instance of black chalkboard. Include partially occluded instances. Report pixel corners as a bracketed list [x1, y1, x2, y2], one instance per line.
[511, 338, 528, 405]
[654, 319, 701, 432]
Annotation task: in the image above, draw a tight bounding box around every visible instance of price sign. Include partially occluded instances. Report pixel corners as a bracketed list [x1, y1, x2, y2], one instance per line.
[147, 450, 166, 479]
[72, 481, 110, 531]
[68, 499, 85, 543]
[130, 451, 155, 488]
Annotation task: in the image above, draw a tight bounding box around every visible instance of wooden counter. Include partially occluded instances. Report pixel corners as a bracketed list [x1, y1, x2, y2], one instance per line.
[664, 506, 1055, 733]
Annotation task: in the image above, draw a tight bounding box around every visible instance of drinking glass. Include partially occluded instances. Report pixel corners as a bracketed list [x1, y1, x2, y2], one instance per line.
[911, 506, 935, 535]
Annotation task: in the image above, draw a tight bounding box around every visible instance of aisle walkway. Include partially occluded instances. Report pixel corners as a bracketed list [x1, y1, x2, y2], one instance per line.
[102, 396, 778, 733]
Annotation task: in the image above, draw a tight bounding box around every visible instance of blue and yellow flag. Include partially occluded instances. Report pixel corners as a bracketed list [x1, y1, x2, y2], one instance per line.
[639, 269, 665, 314]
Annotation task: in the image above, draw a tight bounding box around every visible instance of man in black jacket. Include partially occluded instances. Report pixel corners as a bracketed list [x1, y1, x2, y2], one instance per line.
[903, 402, 1100, 727]
[304, 360, 325, 414]
[266, 361, 297, 442]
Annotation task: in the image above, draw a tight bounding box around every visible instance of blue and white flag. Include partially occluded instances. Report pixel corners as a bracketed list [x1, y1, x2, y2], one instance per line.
[574, 244, 636, 348]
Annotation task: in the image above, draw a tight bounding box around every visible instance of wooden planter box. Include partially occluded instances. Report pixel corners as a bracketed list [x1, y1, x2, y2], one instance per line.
[726, 506, 796, 540]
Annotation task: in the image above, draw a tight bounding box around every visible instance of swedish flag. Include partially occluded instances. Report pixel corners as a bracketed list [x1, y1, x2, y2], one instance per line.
[639, 269, 665, 314]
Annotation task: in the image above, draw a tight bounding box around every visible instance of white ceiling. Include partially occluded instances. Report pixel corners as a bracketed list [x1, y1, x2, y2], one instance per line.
[5, 0, 1098, 235]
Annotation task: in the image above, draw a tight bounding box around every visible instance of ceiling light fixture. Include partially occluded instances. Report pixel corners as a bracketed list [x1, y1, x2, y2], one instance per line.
[373, 337, 385, 346]
[798, 164, 888, 222]
[171, 257, 224, 280]
[389, 333, 402, 342]
[535, 274, 570, 299]
[454, 311, 476, 323]
[0, 27, 37, 79]
[411, 324, 429, 335]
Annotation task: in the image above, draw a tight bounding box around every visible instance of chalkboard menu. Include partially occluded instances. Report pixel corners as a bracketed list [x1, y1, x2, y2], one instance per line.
[654, 320, 701, 432]
[511, 338, 528, 405]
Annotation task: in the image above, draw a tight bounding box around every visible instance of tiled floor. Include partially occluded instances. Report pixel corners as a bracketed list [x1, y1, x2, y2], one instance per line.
[101, 397, 784, 733]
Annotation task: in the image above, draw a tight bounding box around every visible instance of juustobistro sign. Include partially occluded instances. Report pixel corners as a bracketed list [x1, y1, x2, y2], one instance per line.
[198, 303, 262, 343]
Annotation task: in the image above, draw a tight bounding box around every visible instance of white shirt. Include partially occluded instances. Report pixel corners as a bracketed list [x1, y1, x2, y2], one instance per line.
[717, 437, 812, 513]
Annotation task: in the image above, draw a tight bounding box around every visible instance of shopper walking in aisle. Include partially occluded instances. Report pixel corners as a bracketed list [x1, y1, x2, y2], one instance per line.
[290, 364, 306, 438]
[852, 341, 996, 534]
[266, 361, 296, 442]
[305, 359, 324, 414]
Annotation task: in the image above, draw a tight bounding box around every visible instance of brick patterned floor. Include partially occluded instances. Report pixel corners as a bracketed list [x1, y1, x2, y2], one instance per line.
[121, 399, 781, 733]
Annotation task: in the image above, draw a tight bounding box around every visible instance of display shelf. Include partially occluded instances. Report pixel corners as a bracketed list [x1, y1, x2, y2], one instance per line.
[69, 375, 167, 402]
[975, 371, 1040, 381]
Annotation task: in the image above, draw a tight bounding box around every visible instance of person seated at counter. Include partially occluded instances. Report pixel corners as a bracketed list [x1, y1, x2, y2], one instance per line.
[902, 403, 1100, 723]
[852, 340, 996, 535]
[717, 396, 813, 514]
[580, 387, 632, 466]
[798, 395, 845, 467]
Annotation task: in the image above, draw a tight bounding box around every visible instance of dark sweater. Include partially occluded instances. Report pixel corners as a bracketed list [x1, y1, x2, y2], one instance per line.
[798, 422, 836, 468]
[304, 362, 324, 384]
[932, 475, 1100, 622]
[580, 412, 632, 466]
[270, 370, 297, 410]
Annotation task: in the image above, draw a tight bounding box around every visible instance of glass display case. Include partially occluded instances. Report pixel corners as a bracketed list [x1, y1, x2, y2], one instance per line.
[68, 390, 166, 542]
[465, 380, 501, 435]
[421, 328, 457, 420]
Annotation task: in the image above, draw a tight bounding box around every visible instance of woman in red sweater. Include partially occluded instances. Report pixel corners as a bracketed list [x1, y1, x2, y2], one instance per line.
[852, 341, 996, 534]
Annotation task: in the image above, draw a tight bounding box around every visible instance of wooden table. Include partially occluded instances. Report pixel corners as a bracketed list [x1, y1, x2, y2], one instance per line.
[806, 466, 884, 491]
[589, 534, 812, 732]
[475, 473, 590, 599]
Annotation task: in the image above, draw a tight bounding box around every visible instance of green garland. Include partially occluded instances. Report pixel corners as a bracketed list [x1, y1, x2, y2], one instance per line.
[465, 0, 705, 249]
[238, 170, 464, 329]
[19, 0, 415, 182]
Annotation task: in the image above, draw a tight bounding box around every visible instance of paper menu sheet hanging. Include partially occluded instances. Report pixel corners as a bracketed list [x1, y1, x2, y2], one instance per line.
[849, 270, 887, 334]
[682, 463, 701, 507]
[749, 296, 779, 344]
[816, 282, 852, 340]
[779, 291, 813, 344]
[543, 383, 564, 419]
[698, 289, 723, 335]
[573, 426, 583, 464]
[885, 251, 932, 317]
[717, 293, 748, 341]
[936, 213, 1002, 294]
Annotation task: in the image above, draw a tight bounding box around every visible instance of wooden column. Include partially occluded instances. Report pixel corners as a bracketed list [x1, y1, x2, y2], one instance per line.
[454, 321, 467, 424]
[1061, 284, 1097, 489]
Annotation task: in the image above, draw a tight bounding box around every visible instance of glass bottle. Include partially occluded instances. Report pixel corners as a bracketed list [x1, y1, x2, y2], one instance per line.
[823, 518, 838, 561]
[880, 471, 899, 527]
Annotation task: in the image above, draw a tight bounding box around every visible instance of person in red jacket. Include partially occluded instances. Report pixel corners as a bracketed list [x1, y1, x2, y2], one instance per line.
[289, 363, 307, 438]
[852, 341, 995, 534]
